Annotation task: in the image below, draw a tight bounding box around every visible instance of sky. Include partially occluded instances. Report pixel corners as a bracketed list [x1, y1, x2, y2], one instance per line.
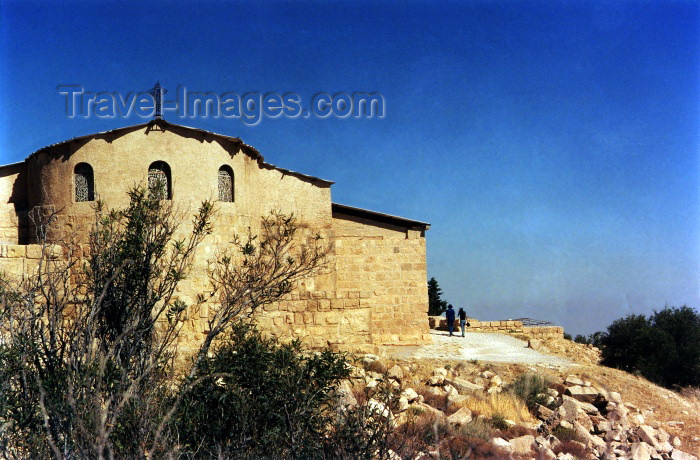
[0, 0, 697, 336]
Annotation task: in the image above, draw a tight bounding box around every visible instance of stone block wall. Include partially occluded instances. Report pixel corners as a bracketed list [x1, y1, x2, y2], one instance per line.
[331, 215, 431, 347]
[429, 315, 564, 338]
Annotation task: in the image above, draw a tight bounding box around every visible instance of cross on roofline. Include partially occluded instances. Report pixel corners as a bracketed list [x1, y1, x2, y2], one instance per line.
[148, 81, 167, 119]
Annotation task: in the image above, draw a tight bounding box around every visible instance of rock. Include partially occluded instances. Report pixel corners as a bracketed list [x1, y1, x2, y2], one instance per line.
[402, 388, 419, 403]
[337, 380, 358, 408]
[411, 402, 444, 419]
[557, 454, 576, 460]
[564, 375, 584, 386]
[536, 403, 553, 420]
[637, 425, 661, 450]
[557, 396, 582, 422]
[367, 399, 392, 419]
[667, 421, 685, 428]
[509, 435, 535, 455]
[547, 388, 559, 398]
[563, 395, 599, 415]
[491, 437, 512, 451]
[444, 377, 485, 393]
[362, 353, 379, 364]
[424, 385, 445, 397]
[573, 421, 606, 450]
[398, 396, 409, 412]
[446, 407, 472, 427]
[387, 449, 401, 460]
[387, 365, 404, 382]
[559, 420, 573, 430]
[446, 392, 469, 408]
[486, 386, 502, 394]
[630, 412, 645, 426]
[630, 442, 652, 460]
[657, 429, 670, 443]
[658, 441, 673, 454]
[443, 384, 457, 396]
[591, 415, 610, 434]
[671, 436, 682, 448]
[428, 367, 447, 386]
[565, 385, 600, 404]
[481, 370, 495, 379]
[490, 375, 503, 387]
[671, 451, 698, 460]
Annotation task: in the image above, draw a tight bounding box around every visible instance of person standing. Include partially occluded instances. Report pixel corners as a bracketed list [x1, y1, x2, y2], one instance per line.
[458, 307, 467, 337]
[446, 304, 456, 336]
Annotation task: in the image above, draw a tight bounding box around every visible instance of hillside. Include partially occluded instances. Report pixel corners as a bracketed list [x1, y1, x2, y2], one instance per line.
[344, 332, 700, 459]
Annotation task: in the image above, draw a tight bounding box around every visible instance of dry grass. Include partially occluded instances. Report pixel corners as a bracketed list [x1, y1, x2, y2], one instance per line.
[460, 392, 536, 424]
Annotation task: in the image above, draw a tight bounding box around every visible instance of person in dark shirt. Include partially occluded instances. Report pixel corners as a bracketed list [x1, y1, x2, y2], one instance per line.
[458, 307, 467, 337]
[445, 304, 456, 336]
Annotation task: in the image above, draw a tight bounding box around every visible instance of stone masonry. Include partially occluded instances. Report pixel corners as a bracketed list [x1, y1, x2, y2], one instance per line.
[0, 120, 431, 354]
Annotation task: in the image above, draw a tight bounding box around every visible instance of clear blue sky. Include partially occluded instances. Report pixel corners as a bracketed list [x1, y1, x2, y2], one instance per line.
[1, 0, 697, 336]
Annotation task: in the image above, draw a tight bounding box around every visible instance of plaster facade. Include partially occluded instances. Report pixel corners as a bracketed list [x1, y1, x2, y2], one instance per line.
[0, 120, 431, 352]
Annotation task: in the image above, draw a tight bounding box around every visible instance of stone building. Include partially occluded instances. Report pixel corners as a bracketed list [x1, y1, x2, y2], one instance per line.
[0, 119, 431, 353]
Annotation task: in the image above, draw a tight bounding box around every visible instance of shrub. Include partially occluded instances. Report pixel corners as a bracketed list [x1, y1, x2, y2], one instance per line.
[508, 373, 553, 409]
[489, 414, 510, 431]
[173, 321, 351, 458]
[598, 306, 700, 388]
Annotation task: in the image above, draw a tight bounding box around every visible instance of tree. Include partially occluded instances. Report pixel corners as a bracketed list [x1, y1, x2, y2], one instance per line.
[427, 277, 448, 316]
[0, 185, 331, 459]
[597, 306, 700, 388]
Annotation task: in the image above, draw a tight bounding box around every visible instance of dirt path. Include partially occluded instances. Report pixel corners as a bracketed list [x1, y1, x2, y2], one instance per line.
[382, 331, 576, 368]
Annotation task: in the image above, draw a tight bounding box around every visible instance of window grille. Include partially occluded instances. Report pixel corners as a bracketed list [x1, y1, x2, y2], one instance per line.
[148, 162, 170, 199]
[218, 167, 233, 202]
[74, 163, 94, 202]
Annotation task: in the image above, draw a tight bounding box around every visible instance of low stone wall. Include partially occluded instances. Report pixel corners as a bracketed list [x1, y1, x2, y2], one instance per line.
[428, 315, 564, 338]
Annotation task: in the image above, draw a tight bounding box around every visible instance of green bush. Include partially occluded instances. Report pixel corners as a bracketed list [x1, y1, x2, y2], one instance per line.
[507, 373, 552, 410]
[598, 306, 700, 388]
[173, 322, 398, 460]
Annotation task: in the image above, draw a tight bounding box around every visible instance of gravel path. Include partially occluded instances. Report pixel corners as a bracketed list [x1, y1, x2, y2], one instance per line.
[382, 331, 576, 368]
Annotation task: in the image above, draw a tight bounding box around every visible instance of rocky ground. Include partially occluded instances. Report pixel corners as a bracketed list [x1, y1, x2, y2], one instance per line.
[340, 331, 700, 459]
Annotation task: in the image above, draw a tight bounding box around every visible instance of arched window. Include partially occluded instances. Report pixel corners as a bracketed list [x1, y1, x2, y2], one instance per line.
[218, 165, 234, 202]
[74, 163, 94, 202]
[148, 161, 171, 199]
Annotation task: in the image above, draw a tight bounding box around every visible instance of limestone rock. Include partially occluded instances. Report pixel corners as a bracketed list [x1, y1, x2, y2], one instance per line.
[481, 370, 495, 379]
[536, 403, 554, 420]
[509, 435, 535, 455]
[658, 441, 673, 454]
[490, 375, 503, 387]
[402, 388, 419, 403]
[387, 365, 404, 382]
[629, 442, 652, 460]
[446, 392, 469, 408]
[637, 425, 660, 450]
[671, 450, 698, 460]
[337, 379, 358, 408]
[445, 377, 485, 393]
[367, 399, 392, 419]
[443, 384, 457, 396]
[564, 375, 584, 386]
[411, 402, 444, 419]
[608, 391, 622, 404]
[398, 396, 409, 412]
[490, 437, 512, 451]
[428, 367, 447, 386]
[446, 407, 472, 427]
[565, 385, 599, 404]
